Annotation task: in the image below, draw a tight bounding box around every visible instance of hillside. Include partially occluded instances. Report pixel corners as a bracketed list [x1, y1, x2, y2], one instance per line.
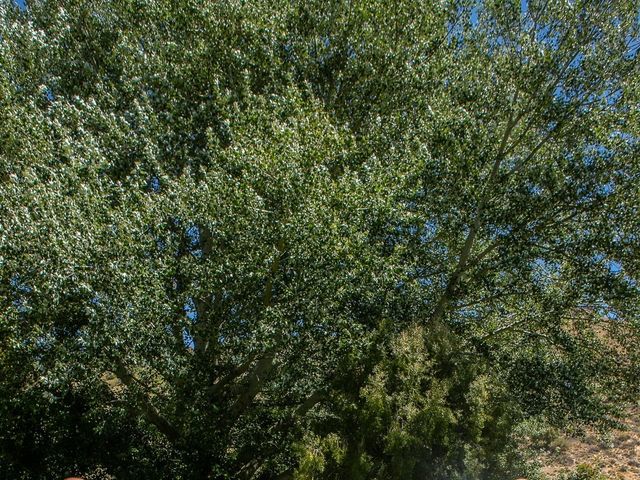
[538, 407, 640, 480]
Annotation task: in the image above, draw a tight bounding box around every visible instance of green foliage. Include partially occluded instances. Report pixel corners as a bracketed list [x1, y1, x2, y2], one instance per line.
[293, 433, 346, 480]
[1, 0, 639, 478]
[557, 464, 610, 480]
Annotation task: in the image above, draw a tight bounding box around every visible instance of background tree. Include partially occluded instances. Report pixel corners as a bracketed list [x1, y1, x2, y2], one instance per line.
[1, 1, 639, 479]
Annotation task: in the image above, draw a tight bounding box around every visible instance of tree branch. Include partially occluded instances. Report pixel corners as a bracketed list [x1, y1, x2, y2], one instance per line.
[229, 350, 276, 419]
[194, 224, 214, 353]
[263, 237, 286, 308]
[431, 112, 520, 324]
[208, 353, 258, 397]
[111, 360, 180, 443]
[295, 389, 326, 417]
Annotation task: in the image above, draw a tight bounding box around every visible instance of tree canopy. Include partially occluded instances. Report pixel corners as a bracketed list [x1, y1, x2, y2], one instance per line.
[1, 1, 639, 479]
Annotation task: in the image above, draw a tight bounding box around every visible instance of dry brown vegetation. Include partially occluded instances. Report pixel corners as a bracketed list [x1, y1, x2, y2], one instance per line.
[536, 407, 640, 480]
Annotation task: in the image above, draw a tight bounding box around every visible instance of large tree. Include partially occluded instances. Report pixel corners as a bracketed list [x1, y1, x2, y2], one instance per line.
[1, 1, 639, 478]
